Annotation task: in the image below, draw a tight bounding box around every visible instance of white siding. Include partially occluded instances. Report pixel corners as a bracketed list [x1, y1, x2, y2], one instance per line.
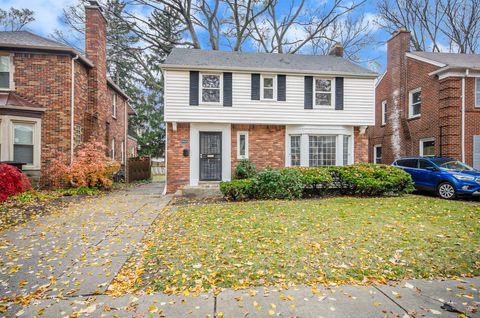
[164, 70, 375, 126]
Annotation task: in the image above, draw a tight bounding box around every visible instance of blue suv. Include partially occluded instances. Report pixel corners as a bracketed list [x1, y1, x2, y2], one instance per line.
[392, 157, 480, 199]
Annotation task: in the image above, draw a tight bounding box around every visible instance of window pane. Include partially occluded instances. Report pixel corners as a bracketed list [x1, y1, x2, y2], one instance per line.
[309, 135, 336, 166]
[0, 56, 9, 72]
[476, 78, 480, 106]
[14, 123, 33, 145]
[202, 75, 220, 88]
[315, 93, 331, 106]
[396, 159, 417, 168]
[202, 89, 220, 103]
[290, 135, 301, 166]
[0, 72, 9, 89]
[14, 145, 33, 164]
[343, 136, 350, 166]
[315, 79, 331, 92]
[422, 140, 435, 156]
[413, 103, 421, 116]
[419, 159, 434, 169]
[263, 88, 273, 99]
[412, 91, 421, 104]
[375, 146, 382, 164]
[263, 77, 273, 88]
[239, 134, 246, 156]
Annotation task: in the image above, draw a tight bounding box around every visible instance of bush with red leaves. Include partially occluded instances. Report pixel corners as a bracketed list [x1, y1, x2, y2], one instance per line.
[0, 164, 32, 202]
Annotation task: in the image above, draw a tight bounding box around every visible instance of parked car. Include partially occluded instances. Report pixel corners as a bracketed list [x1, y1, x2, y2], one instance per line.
[392, 157, 480, 199]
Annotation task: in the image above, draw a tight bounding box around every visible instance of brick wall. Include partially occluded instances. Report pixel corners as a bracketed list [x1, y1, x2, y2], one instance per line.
[368, 29, 480, 165]
[354, 127, 368, 163]
[166, 122, 190, 193]
[231, 124, 285, 174]
[107, 86, 128, 163]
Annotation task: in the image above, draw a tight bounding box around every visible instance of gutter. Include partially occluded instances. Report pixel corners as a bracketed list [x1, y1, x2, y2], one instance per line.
[461, 69, 469, 162]
[70, 55, 79, 164]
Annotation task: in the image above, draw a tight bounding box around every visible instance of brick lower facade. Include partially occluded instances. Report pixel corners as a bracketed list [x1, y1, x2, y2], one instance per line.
[166, 123, 369, 193]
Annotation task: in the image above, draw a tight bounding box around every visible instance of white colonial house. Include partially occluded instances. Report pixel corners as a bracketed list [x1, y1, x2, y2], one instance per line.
[162, 47, 377, 193]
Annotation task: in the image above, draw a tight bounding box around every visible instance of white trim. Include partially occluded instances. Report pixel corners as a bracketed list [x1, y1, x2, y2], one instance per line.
[419, 137, 435, 157]
[381, 100, 387, 126]
[260, 74, 276, 101]
[373, 144, 382, 164]
[476, 77, 480, 108]
[199, 72, 223, 105]
[121, 140, 125, 164]
[0, 105, 45, 112]
[111, 92, 117, 119]
[236, 130, 249, 159]
[189, 123, 231, 186]
[1, 116, 41, 170]
[405, 52, 447, 68]
[0, 53, 15, 91]
[408, 87, 422, 119]
[375, 71, 386, 88]
[314, 77, 335, 108]
[111, 137, 115, 159]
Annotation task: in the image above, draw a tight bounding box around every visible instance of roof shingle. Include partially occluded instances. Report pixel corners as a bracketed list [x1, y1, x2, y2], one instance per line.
[409, 51, 480, 68]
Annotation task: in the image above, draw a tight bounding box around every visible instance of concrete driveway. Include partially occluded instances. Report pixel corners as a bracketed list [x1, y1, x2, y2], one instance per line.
[0, 182, 170, 316]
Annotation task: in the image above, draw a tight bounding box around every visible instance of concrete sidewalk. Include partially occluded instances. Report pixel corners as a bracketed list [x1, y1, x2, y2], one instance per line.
[0, 182, 170, 317]
[13, 277, 480, 317]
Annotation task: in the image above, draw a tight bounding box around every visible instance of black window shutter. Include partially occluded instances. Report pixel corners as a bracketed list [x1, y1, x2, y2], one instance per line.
[223, 72, 232, 106]
[304, 76, 313, 109]
[189, 71, 199, 106]
[251, 73, 260, 100]
[277, 75, 286, 101]
[335, 77, 344, 110]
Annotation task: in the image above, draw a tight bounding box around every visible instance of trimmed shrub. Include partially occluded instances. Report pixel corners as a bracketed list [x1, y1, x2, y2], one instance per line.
[234, 160, 257, 179]
[329, 164, 415, 196]
[47, 141, 121, 189]
[254, 168, 303, 200]
[294, 167, 334, 187]
[220, 179, 254, 201]
[0, 164, 32, 202]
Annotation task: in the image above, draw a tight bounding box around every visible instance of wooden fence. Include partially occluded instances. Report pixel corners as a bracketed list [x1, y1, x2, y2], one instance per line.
[127, 156, 151, 182]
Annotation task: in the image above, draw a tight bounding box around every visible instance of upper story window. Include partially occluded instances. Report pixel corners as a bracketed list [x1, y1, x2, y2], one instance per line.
[201, 73, 221, 103]
[409, 88, 421, 118]
[261, 75, 275, 100]
[381, 100, 387, 126]
[315, 78, 334, 107]
[0, 54, 12, 90]
[111, 92, 117, 119]
[476, 78, 480, 107]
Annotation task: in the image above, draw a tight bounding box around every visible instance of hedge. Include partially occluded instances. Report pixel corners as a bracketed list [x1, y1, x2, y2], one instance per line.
[220, 163, 414, 201]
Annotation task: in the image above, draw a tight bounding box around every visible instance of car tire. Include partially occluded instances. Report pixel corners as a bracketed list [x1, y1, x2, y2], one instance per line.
[437, 182, 456, 200]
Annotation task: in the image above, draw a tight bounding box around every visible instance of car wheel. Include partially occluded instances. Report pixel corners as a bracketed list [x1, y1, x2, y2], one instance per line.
[437, 182, 456, 200]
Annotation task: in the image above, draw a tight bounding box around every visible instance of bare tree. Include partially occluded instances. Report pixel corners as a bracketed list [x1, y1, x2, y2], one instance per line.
[0, 7, 35, 31]
[377, 0, 480, 53]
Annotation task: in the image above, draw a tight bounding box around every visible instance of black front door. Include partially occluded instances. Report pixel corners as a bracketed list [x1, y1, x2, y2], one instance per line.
[199, 132, 222, 181]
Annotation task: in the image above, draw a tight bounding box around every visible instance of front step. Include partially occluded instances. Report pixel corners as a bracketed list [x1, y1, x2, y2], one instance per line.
[179, 182, 222, 199]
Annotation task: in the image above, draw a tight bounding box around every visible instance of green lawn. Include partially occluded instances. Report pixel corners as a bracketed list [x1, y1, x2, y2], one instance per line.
[141, 195, 480, 294]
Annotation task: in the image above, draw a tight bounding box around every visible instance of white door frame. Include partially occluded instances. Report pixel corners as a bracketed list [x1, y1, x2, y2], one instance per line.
[190, 123, 231, 186]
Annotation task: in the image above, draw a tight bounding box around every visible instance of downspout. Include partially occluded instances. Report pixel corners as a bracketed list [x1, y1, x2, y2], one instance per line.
[461, 69, 469, 162]
[125, 101, 128, 182]
[70, 55, 79, 164]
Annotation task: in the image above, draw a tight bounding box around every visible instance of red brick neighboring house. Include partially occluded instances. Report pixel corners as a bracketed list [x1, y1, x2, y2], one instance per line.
[162, 47, 377, 193]
[368, 29, 480, 167]
[0, 1, 137, 186]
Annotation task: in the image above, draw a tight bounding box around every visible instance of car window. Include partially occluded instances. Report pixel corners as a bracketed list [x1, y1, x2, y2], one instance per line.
[396, 159, 418, 168]
[418, 159, 435, 170]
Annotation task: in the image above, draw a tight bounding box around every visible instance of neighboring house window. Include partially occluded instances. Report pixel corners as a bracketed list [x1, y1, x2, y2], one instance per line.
[343, 135, 350, 166]
[314, 78, 334, 107]
[0, 54, 11, 90]
[131, 146, 136, 157]
[381, 100, 387, 126]
[309, 135, 336, 166]
[111, 137, 115, 159]
[112, 92, 117, 118]
[409, 88, 421, 118]
[290, 135, 301, 166]
[75, 125, 82, 146]
[13, 122, 34, 164]
[201, 73, 221, 103]
[476, 78, 480, 107]
[374, 145, 382, 164]
[237, 131, 249, 159]
[420, 138, 435, 157]
[261, 75, 275, 100]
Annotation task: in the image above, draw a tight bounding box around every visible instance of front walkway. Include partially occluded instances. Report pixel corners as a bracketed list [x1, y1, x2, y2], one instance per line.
[0, 182, 170, 316]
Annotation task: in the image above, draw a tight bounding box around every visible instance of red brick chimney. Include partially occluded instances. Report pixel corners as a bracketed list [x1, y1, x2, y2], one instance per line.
[85, 0, 108, 141]
[328, 42, 344, 57]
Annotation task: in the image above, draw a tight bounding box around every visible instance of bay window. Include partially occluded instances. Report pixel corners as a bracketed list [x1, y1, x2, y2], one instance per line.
[13, 123, 34, 164]
[201, 73, 221, 103]
[309, 135, 336, 166]
[290, 135, 301, 166]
